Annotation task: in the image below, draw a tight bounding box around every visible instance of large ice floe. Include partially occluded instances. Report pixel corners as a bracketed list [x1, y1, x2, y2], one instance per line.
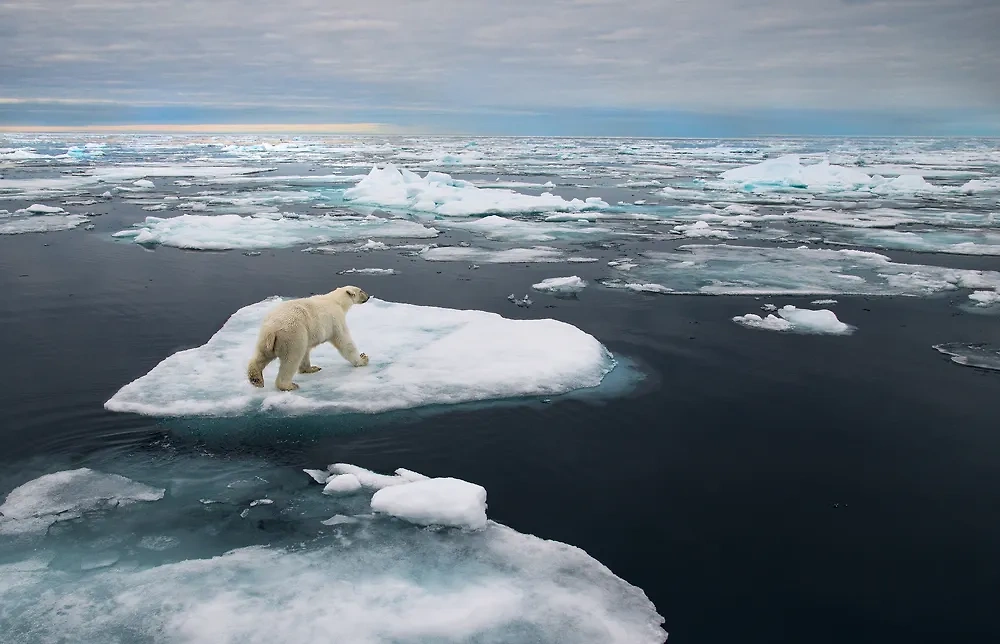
[342, 164, 609, 216]
[821, 228, 1000, 256]
[104, 296, 616, 416]
[0, 457, 667, 643]
[733, 305, 855, 335]
[112, 214, 438, 250]
[605, 244, 1000, 296]
[0, 213, 90, 235]
[714, 154, 943, 194]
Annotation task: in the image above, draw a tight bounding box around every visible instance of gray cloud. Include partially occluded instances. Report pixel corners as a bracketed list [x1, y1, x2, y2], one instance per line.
[1, 0, 997, 123]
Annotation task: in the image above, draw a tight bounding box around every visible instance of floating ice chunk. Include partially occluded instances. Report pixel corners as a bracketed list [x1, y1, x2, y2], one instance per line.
[321, 514, 360, 525]
[824, 228, 1000, 256]
[532, 276, 588, 295]
[343, 164, 608, 216]
[16, 204, 66, 215]
[394, 468, 429, 482]
[132, 179, 155, 189]
[968, 290, 1000, 306]
[507, 293, 533, 307]
[0, 468, 164, 535]
[322, 474, 363, 495]
[613, 244, 1000, 296]
[420, 245, 569, 263]
[671, 221, 732, 239]
[443, 215, 610, 243]
[733, 305, 853, 335]
[337, 268, 397, 275]
[0, 214, 89, 235]
[112, 214, 438, 250]
[303, 469, 331, 484]
[933, 343, 1000, 371]
[599, 280, 672, 294]
[89, 165, 275, 182]
[249, 498, 274, 507]
[328, 463, 417, 490]
[720, 155, 874, 191]
[761, 303, 778, 312]
[371, 477, 488, 530]
[731, 313, 793, 332]
[105, 297, 616, 417]
[811, 299, 839, 305]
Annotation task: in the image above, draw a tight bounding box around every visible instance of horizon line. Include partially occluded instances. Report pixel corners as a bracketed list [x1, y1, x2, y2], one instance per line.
[0, 122, 397, 134]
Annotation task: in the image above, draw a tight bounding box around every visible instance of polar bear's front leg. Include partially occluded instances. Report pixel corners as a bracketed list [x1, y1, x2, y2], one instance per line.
[330, 331, 369, 367]
[298, 350, 321, 374]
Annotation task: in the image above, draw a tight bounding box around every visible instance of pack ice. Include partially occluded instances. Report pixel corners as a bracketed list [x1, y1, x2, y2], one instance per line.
[104, 297, 617, 416]
[607, 244, 1000, 296]
[112, 214, 438, 250]
[0, 457, 667, 643]
[715, 155, 941, 194]
[342, 163, 609, 216]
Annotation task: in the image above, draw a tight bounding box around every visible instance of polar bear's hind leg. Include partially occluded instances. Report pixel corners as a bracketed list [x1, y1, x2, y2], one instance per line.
[275, 332, 308, 391]
[299, 350, 321, 374]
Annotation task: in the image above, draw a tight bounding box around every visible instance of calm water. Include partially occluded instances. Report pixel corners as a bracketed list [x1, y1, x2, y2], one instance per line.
[2, 135, 1000, 643]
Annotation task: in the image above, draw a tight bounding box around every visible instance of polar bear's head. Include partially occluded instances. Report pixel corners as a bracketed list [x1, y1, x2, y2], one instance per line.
[338, 285, 370, 305]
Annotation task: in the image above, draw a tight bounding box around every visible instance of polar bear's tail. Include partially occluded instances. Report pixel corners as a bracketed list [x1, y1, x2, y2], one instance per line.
[247, 330, 278, 388]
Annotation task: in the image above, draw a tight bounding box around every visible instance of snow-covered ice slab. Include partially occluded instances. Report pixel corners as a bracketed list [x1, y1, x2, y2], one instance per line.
[420, 245, 597, 264]
[112, 214, 438, 250]
[342, 163, 609, 216]
[371, 477, 488, 530]
[933, 343, 1000, 372]
[733, 305, 855, 335]
[104, 297, 617, 417]
[0, 214, 90, 235]
[822, 228, 1000, 256]
[0, 468, 164, 535]
[532, 276, 588, 295]
[714, 154, 942, 194]
[610, 244, 1000, 296]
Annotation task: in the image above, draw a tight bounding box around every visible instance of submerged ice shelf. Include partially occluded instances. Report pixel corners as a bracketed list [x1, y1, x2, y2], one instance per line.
[0, 457, 667, 643]
[104, 297, 618, 417]
[932, 343, 1000, 372]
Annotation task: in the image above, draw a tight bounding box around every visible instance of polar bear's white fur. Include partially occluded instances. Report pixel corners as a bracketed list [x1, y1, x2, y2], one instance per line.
[247, 285, 371, 391]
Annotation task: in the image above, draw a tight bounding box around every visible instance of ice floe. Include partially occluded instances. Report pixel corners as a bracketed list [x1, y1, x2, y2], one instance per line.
[733, 305, 854, 335]
[0, 455, 666, 644]
[342, 164, 608, 216]
[0, 468, 164, 535]
[337, 268, 398, 275]
[112, 214, 438, 250]
[608, 244, 1000, 296]
[968, 290, 1000, 307]
[442, 214, 610, 242]
[532, 276, 588, 295]
[419, 245, 586, 264]
[823, 228, 1000, 256]
[671, 221, 733, 239]
[933, 343, 1000, 372]
[715, 155, 942, 194]
[104, 296, 617, 416]
[0, 214, 90, 235]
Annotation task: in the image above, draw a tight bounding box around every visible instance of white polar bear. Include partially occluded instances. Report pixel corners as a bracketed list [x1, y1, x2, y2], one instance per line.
[247, 285, 371, 391]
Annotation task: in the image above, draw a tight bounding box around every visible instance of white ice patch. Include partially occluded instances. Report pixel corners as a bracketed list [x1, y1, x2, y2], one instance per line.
[0, 468, 164, 535]
[112, 214, 438, 250]
[968, 290, 1000, 307]
[443, 215, 610, 242]
[532, 276, 588, 295]
[612, 244, 1000, 296]
[19, 203, 65, 214]
[810, 299, 839, 305]
[716, 155, 941, 194]
[132, 179, 155, 189]
[824, 228, 1000, 256]
[0, 214, 90, 235]
[734, 305, 854, 335]
[371, 477, 488, 530]
[599, 280, 673, 294]
[104, 297, 616, 417]
[671, 221, 733, 239]
[343, 164, 608, 216]
[322, 474, 363, 495]
[338, 268, 398, 275]
[419, 245, 573, 263]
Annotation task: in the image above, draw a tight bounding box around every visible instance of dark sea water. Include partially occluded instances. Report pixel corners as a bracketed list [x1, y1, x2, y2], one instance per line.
[2, 135, 1000, 643]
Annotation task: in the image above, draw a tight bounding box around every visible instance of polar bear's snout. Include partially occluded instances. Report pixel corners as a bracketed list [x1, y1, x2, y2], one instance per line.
[355, 288, 370, 304]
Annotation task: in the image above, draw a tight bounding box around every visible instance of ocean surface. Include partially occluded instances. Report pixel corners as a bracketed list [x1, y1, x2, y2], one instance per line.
[2, 135, 999, 643]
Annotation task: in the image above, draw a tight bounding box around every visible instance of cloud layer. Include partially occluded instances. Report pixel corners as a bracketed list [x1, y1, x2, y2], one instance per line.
[2, 0, 998, 132]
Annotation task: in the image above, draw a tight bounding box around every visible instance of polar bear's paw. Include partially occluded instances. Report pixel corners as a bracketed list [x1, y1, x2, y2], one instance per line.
[276, 381, 300, 392]
[300, 365, 322, 374]
[355, 353, 369, 367]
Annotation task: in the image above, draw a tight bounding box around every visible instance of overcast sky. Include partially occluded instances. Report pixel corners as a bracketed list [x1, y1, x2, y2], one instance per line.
[2, 0, 998, 134]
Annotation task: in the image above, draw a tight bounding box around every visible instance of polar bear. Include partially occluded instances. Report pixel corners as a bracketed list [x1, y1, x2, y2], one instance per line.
[247, 285, 371, 391]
